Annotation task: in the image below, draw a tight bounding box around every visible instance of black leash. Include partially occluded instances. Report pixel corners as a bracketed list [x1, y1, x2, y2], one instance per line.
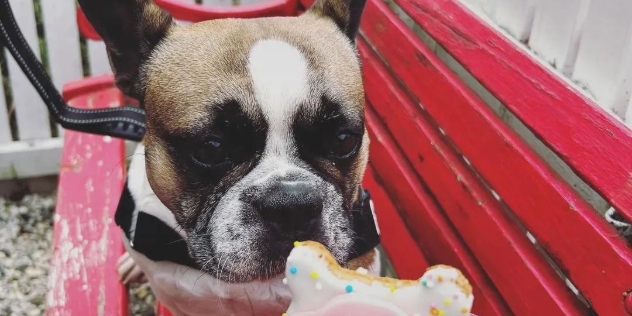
[0, 0, 146, 141]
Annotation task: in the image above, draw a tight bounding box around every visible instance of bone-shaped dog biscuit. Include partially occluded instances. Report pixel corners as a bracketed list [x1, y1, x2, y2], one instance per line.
[283, 241, 474, 316]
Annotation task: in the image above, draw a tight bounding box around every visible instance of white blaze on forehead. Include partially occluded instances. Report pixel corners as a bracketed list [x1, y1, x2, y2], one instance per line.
[247, 39, 310, 155]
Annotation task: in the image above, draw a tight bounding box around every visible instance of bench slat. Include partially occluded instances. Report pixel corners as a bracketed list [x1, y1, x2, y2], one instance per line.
[47, 77, 128, 316]
[201, 0, 233, 7]
[299, 0, 312, 10]
[359, 36, 588, 315]
[366, 108, 512, 316]
[392, 0, 632, 223]
[6, 0, 51, 140]
[363, 167, 429, 279]
[173, 0, 196, 25]
[361, 0, 632, 314]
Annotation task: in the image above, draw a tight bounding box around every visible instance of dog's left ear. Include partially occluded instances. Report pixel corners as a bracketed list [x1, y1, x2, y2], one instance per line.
[77, 0, 175, 100]
[307, 0, 367, 41]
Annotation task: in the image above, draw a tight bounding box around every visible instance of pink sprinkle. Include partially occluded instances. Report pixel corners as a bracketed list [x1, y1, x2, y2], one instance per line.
[430, 303, 437, 309]
[427, 275, 433, 279]
[453, 295, 459, 300]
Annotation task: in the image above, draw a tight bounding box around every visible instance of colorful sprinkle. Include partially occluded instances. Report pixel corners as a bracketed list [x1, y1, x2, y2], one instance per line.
[290, 267, 297, 274]
[293, 241, 300, 247]
[453, 294, 459, 300]
[282, 313, 287, 316]
[430, 307, 445, 316]
[460, 308, 469, 314]
[282, 278, 288, 285]
[444, 298, 452, 306]
[437, 276, 444, 282]
[389, 285, 397, 293]
[422, 280, 434, 288]
[345, 285, 353, 293]
[310, 271, 319, 279]
[315, 282, 323, 290]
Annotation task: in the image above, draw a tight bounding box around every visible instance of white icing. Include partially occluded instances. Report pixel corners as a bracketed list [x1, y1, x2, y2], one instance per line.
[356, 267, 369, 275]
[284, 243, 474, 316]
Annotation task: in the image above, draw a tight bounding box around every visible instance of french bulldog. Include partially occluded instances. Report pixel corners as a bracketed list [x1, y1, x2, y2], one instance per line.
[76, 0, 380, 314]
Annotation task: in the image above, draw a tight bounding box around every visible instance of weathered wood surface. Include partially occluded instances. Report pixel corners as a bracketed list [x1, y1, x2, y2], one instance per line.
[393, 0, 632, 221]
[47, 75, 128, 316]
[359, 4, 588, 309]
[365, 106, 511, 316]
[362, 0, 632, 314]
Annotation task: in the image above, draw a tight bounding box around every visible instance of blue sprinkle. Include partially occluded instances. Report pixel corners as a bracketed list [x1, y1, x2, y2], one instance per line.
[421, 280, 428, 287]
[345, 285, 353, 293]
[290, 267, 297, 275]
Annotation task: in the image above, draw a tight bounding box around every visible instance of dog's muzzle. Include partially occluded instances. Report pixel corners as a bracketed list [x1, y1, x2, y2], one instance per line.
[114, 182, 380, 271]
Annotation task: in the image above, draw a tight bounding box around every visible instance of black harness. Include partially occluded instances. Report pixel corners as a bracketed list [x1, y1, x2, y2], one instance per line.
[0, 0, 380, 268]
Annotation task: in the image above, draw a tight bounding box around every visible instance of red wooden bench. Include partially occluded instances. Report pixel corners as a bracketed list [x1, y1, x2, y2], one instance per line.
[47, 0, 632, 315]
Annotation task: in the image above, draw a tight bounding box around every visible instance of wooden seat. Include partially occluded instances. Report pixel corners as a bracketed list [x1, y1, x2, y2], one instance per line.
[47, 75, 129, 315]
[46, 0, 632, 315]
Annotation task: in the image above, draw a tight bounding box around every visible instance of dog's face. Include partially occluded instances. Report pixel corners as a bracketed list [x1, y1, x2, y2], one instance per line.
[79, 0, 369, 282]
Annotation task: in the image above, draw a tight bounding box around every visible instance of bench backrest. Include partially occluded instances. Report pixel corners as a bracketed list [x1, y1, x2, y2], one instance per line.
[341, 0, 632, 315]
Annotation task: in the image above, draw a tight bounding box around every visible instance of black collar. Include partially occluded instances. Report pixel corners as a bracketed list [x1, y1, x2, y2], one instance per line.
[114, 183, 381, 270]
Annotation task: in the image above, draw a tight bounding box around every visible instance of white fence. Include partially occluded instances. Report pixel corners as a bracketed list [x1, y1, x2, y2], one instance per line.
[0, 0, 630, 180]
[463, 0, 632, 123]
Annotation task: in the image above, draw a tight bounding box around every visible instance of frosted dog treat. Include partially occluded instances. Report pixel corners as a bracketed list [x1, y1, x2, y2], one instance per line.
[282, 241, 474, 316]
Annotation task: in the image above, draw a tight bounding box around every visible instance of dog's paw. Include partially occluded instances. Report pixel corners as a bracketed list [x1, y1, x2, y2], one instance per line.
[117, 251, 148, 284]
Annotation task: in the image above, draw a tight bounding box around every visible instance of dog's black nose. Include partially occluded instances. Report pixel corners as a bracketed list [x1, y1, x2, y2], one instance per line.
[252, 181, 323, 233]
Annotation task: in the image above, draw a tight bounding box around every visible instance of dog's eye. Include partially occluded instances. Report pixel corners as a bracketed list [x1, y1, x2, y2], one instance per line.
[330, 132, 360, 158]
[191, 139, 229, 168]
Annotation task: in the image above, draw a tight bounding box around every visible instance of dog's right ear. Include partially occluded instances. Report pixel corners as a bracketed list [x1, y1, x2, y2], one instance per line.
[77, 0, 175, 100]
[307, 0, 367, 42]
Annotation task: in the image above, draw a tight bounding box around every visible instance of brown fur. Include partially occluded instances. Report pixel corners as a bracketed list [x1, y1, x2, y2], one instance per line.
[346, 247, 376, 271]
